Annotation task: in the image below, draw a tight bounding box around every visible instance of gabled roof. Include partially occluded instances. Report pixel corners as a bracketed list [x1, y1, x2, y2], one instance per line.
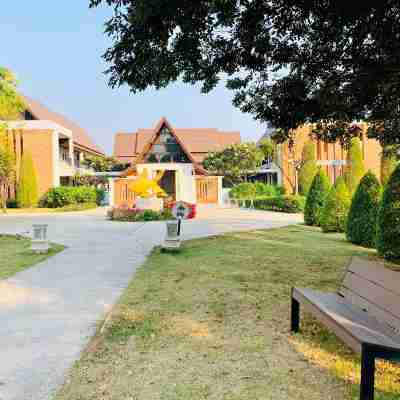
[136, 117, 197, 165]
[114, 118, 241, 164]
[23, 96, 104, 155]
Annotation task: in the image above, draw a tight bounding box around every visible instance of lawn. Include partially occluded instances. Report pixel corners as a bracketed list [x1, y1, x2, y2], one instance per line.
[0, 235, 64, 279]
[56, 225, 400, 400]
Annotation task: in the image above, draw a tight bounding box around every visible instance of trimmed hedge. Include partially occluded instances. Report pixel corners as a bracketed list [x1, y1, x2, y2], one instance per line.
[40, 186, 98, 208]
[376, 165, 400, 260]
[321, 177, 351, 233]
[230, 182, 284, 200]
[244, 195, 305, 213]
[304, 169, 331, 226]
[346, 171, 381, 247]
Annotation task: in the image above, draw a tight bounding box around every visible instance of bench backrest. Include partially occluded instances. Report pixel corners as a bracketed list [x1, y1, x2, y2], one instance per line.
[339, 257, 400, 334]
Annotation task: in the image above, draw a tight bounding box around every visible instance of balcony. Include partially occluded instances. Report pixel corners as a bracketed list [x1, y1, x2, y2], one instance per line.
[59, 149, 75, 176]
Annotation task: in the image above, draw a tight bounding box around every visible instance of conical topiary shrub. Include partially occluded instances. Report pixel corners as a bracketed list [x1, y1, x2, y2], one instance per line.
[304, 168, 331, 226]
[346, 171, 381, 247]
[344, 137, 365, 195]
[298, 141, 318, 195]
[321, 177, 351, 233]
[16, 152, 38, 208]
[376, 165, 400, 260]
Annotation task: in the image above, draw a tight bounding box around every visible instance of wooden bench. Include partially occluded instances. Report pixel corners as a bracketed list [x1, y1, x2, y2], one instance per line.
[291, 257, 400, 400]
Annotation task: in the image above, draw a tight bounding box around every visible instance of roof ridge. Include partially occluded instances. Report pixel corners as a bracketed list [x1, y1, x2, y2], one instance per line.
[23, 95, 104, 155]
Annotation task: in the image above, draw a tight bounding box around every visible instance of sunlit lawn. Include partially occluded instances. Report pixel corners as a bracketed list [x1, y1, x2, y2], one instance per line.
[56, 225, 400, 400]
[0, 235, 64, 279]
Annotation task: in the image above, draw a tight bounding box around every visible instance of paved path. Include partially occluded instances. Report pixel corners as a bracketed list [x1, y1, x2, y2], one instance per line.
[0, 207, 301, 400]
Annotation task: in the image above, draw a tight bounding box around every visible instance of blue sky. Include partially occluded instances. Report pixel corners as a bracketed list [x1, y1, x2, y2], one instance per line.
[0, 2, 265, 154]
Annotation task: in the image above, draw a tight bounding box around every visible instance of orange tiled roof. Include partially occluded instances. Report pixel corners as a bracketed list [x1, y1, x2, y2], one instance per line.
[23, 96, 104, 155]
[114, 124, 241, 164]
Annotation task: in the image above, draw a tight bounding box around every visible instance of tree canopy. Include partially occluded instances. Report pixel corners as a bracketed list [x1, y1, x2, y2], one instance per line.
[203, 143, 263, 185]
[0, 67, 25, 207]
[90, 1, 400, 146]
[0, 67, 25, 120]
[82, 155, 128, 172]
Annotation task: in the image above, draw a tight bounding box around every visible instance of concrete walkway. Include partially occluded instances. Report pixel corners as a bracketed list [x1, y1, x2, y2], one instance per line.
[0, 207, 301, 400]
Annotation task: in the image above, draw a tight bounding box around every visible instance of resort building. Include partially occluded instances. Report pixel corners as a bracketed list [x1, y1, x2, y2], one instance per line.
[111, 117, 241, 206]
[257, 124, 382, 193]
[4, 97, 104, 199]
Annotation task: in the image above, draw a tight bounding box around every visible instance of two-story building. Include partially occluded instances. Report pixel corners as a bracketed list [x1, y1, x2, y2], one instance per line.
[4, 97, 104, 199]
[257, 124, 383, 193]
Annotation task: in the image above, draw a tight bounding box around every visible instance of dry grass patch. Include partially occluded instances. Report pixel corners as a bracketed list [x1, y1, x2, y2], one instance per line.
[56, 225, 400, 400]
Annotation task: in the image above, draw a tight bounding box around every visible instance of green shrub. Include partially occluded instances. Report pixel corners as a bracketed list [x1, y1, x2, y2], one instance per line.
[304, 169, 331, 226]
[16, 152, 39, 208]
[6, 199, 18, 208]
[298, 141, 317, 195]
[245, 195, 305, 213]
[230, 182, 257, 200]
[72, 186, 97, 203]
[40, 186, 98, 208]
[230, 182, 283, 202]
[95, 188, 106, 206]
[376, 165, 400, 260]
[108, 207, 173, 222]
[254, 182, 279, 197]
[346, 171, 381, 247]
[321, 177, 351, 233]
[40, 187, 75, 208]
[344, 137, 365, 194]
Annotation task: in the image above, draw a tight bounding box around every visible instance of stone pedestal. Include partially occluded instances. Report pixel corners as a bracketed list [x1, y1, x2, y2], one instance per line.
[162, 220, 181, 250]
[31, 224, 49, 254]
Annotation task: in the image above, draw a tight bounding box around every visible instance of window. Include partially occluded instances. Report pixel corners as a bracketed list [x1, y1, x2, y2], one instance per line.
[144, 126, 190, 163]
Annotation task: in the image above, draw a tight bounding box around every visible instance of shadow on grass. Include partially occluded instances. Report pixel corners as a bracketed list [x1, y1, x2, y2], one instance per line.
[290, 316, 400, 400]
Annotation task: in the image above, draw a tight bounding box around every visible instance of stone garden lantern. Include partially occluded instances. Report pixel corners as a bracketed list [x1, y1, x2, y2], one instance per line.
[162, 202, 191, 251]
[31, 224, 49, 253]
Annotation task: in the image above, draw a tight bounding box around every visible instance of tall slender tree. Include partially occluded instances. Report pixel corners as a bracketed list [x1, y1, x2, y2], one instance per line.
[346, 172, 381, 247]
[298, 141, 317, 196]
[381, 146, 398, 186]
[304, 168, 331, 226]
[0, 67, 25, 208]
[16, 152, 39, 208]
[344, 138, 365, 195]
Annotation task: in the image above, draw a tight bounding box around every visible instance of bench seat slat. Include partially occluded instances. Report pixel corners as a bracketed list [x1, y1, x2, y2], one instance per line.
[293, 288, 400, 352]
[340, 287, 400, 334]
[348, 257, 400, 297]
[341, 273, 400, 327]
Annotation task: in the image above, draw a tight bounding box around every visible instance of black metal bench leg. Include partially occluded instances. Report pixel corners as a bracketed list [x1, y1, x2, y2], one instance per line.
[360, 346, 375, 400]
[291, 296, 300, 332]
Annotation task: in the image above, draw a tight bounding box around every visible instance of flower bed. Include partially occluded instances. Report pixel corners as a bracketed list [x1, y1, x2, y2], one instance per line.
[108, 201, 197, 222]
[165, 201, 197, 219]
[107, 207, 173, 222]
